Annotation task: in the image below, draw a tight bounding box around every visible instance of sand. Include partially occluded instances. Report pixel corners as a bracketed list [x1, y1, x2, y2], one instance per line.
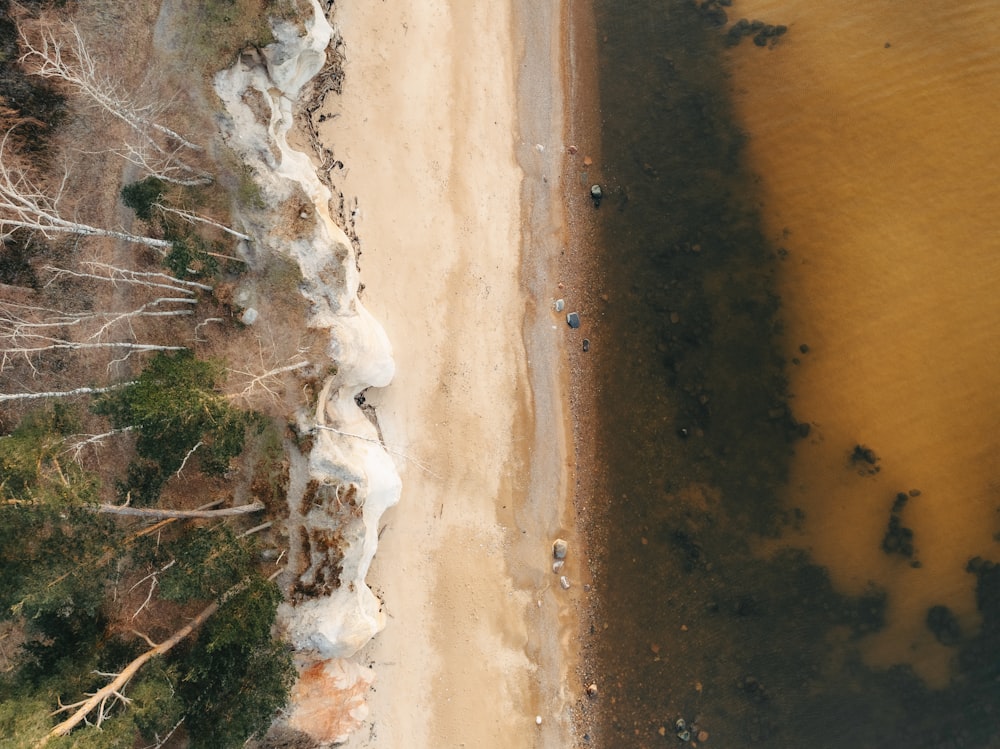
[314, 1, 584, 746]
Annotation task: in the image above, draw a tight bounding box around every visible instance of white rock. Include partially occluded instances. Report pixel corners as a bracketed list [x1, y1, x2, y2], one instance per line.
[215, 0, 401, 664]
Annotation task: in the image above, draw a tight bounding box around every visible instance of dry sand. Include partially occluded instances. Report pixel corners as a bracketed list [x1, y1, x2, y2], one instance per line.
[315, 1, 586, 746]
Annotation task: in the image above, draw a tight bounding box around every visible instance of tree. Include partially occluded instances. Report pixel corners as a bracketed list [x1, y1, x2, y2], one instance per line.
[0, 409, 292, 748]
[0, 295, 190, 373]
[0, 5, 302, 746]
[18, 17, 212, 187]
[94, 351, 262, 490]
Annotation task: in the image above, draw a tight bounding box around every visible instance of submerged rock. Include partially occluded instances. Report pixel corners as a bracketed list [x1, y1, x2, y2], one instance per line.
[882, 515, 915, 557]
[927, 604, 962, 646]
[567, 311, 581, 329]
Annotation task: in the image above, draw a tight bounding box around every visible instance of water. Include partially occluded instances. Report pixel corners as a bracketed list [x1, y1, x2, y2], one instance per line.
[578, 1, 1000, 746]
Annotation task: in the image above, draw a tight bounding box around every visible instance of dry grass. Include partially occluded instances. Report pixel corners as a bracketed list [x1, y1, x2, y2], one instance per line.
[155, 0, 307, 87]
[0, 0, 324, 459]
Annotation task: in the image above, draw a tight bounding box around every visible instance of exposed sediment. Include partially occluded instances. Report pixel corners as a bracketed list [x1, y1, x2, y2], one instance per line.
[212, 0, 400, 740]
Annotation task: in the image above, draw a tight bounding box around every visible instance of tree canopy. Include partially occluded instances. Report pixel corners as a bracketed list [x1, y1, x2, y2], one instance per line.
[0, 361, 291, 747]
[94, 350, 263, 504]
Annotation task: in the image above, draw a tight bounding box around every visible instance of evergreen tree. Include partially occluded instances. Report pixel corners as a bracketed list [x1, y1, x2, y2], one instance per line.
[94, 351, 261, 503]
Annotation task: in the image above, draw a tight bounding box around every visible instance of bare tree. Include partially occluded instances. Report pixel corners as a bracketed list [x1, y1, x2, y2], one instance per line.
[0, 132, 173, 249]
[0, 294, 188, 373]
[154, 203, 250, 242]
[45, 262, 213, 294]
[0, 384, 127, 403]
[18, 18, 212, 187]
[92, 501, 265, 519]
[0, 261, 202, 377]
[0, 296, 196, 345]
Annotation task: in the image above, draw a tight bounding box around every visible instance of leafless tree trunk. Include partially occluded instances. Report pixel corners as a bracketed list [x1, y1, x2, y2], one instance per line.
[155, 204, 251, 242]
[0, 384, 128, 403]
[63, 426, 134, 461]
[0, 296, 196, 345]
[92, 501, 265, 519]
[0, 337, 185, 374]
[44, 262, 213, 294]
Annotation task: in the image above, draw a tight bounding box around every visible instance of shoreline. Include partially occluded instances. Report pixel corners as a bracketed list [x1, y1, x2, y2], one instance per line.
[310, 0, 583, 746]
[554, 0, 608, 743]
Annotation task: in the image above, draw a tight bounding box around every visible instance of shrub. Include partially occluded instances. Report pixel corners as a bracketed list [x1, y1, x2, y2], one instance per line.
[120, 177, 166, 221]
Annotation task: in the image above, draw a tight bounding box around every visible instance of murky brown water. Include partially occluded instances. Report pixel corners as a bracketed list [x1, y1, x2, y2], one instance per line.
[729, 0, 1000, 688]
[577, 0, 1000, 746]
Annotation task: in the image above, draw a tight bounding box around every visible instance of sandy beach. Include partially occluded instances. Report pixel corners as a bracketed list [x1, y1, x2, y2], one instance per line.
[313, 1, 585, 746]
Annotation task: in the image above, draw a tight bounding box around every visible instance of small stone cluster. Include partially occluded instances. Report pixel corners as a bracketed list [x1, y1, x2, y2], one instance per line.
[668, 717, 709, 744]
[553, 537, 570, 590]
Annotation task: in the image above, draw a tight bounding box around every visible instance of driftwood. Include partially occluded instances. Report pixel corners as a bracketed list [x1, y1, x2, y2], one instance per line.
[92, 501, 265, 519]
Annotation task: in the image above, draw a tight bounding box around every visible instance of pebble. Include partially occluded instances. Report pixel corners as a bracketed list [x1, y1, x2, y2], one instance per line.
[559, 576, 571, 590]
[586, 683, 598, 697]
[698, 730, 710, 742]
[553, 538, 568, 559]
[552, 560, 564, 573]
[566, 312, 581, 329]
[554, 298, 565, 312]
[535, 715, 542, 725]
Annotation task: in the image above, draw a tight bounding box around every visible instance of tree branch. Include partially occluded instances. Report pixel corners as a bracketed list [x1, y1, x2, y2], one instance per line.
[40, 593, 224, 744]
